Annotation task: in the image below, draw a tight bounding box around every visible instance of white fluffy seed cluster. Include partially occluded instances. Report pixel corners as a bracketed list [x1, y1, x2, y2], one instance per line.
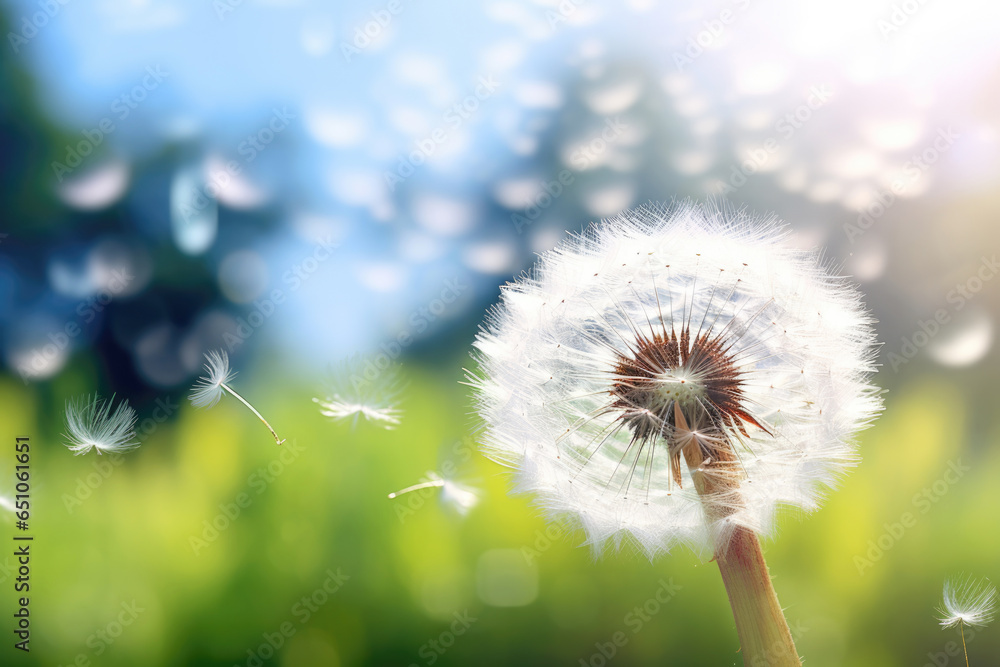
[939, 576, 998, 629]
[64, 394, 139, 455]
[313, 354, 405, 429]
[189, 349, 236, 409]
[471, 202, 883, 558]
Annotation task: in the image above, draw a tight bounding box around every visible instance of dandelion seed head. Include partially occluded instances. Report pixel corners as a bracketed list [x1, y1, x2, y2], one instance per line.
[471, 201, 883, 558]
[314, 354, 405, 429]
[939, 576, 998, 629]
[190, 350, 236, 409]
[64, 394, 139, 455]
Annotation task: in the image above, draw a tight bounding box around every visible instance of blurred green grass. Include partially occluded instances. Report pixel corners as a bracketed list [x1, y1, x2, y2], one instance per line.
[2, 355, 998, 667]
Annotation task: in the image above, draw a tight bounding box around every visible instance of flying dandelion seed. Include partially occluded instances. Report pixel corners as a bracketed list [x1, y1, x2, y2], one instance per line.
[939, 575, 998, 628]
[313, 354, 405, 429]
[469, 201, 882, 666]
[388, 472, 480, 516]
[938, 575, 997, 666]
[189, 350, 285, 445]
[63, 394, 140, 455]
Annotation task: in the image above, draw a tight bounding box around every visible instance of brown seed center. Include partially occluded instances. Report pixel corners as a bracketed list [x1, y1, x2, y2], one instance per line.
[608, 326, 767, 488]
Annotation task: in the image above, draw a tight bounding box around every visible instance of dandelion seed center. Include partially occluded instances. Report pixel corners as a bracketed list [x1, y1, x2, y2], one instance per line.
[652, 368, 707, 409]
[610, 326, 767, 452]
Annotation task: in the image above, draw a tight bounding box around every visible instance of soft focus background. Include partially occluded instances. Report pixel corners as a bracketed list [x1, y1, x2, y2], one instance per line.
[2, 1, 1000, 665]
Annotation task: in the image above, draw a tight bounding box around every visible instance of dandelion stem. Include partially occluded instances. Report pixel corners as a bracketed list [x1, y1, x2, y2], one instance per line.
[675, 405, 800, 666]
[221, 383, 285, 445]
[712, 525, 800, 666]
[960, 621, 969, 667]
[388, 479, 444, 498]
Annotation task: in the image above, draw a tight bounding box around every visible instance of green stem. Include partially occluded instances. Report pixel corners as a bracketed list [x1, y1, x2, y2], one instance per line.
[960, 622, 969, 667]
[221, 383, 285, 445]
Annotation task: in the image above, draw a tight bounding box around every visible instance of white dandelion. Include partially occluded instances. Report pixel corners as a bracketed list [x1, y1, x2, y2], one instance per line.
[388, 472, 480, 516]
[64, 394, 139, 455]
[939, 575, 997, 628]
[189, 349, 235, 409]
[470, 201, 882, 665]
[938, 576, 997, 666]
[189, 350, 285, 445]
[313, 354, 405, 429]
